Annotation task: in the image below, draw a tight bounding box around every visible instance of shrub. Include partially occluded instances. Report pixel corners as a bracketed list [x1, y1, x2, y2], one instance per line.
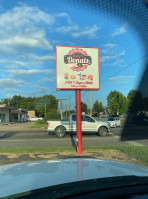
[44, 111, 61, 121]
[36, 119, 45, 124]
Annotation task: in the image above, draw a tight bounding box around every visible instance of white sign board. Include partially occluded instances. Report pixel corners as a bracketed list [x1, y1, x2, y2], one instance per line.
[56, 46, 100, 90]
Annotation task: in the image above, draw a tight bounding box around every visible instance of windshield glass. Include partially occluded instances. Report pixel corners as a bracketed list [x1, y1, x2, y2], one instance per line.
[0, 0, 148, 197]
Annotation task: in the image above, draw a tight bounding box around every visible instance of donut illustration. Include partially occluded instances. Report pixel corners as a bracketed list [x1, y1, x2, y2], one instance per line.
[80, 75, 86, 80]
[70, 74, 76, 79]
[64, 73, 69, 79]
[87, 75, 93, 80]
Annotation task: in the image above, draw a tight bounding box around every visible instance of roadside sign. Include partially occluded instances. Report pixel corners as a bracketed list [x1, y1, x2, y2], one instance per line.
[56, 46, 100, 90]
[56, 45, 100, 155]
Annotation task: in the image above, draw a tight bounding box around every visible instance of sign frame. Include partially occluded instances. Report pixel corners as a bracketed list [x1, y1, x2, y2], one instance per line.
[56, 45, 100, 91]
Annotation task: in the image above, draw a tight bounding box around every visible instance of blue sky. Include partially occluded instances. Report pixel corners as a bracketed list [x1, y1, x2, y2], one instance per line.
[0, 0, 146, 110]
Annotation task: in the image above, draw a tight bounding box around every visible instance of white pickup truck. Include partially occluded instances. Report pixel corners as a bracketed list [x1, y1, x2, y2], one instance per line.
[46, 114, 111, 138]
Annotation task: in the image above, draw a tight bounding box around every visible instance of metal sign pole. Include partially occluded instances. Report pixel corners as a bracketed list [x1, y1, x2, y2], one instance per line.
[75, 90, 82, 154]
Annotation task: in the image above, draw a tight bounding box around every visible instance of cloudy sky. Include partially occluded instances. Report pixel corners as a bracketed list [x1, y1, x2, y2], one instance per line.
[0, 0, 146, 109]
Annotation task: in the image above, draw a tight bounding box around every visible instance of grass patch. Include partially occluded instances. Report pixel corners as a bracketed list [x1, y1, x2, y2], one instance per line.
[30, 122, 46, 128]
[0, 147, 74, 154]
[116, 146, 148, 165]
[83, 146, 148, 166]
[0, 146, 148, 166]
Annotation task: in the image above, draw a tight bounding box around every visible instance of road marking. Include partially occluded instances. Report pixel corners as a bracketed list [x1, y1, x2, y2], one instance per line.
[112, 135, 146, 146]
[112, 135, 121, 139]
[0, 137, 146, 146]
[126, 141, 145, 146]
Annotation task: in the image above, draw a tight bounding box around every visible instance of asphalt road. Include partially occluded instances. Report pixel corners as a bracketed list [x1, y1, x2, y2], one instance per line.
[0, 127, 147, 148]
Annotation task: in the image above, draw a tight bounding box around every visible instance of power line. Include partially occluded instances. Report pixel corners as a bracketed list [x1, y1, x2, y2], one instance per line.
[102, 54, 147, 83]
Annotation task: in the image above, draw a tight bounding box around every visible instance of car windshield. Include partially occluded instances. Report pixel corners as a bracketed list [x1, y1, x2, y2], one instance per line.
[0, 0, 148, 198]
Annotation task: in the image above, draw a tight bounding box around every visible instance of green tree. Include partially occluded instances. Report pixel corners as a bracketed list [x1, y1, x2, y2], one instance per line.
[93, 100, 104, 113]
[1, 94, 58, 117]
[8, 95, 23, 108]
[107, 90, 127, 115]
[34, 95, 58, 117]
[81, 102, 87, 113]
[119, 94, 128, 114]
[127, 90, 143, 113]
[44, 111, 61, 121]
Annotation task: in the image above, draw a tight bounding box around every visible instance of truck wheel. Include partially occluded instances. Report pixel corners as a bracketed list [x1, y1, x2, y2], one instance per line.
[55, 126, 65, 138]
[97, 127, 107, 137]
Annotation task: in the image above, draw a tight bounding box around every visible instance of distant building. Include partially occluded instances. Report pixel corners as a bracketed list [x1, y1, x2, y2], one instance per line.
[11, 108, 28, 122]
[99, 109, 111, 118]
[0, 104, 28, 123]
[28, 110, 36, 119]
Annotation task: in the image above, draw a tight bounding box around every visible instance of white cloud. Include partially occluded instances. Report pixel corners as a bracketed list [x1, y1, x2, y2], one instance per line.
[100, 51, 125, 64]
[58, 12, 69, 17]
[100, 56, 116, 64]
[32, 87, 48, 94]
[0, 55, 55, 71]
[31, 55, 56, 62]
[0, 4, 55, 29]
[108, 76, 134, 83]
[66, 41, 76, 46]
[56, 25, 78, 33]
[9, 60, 27, 66]
[0, 32, 52, 52]
[104, 44, 116, 48]
[102, 44, 125, 56]
[0, 5, 53, 55]
[112, 24, 127, 36]
[42, 77, 56, 82]
[57, 12, 72, 24]
[56, 24, 99, 38]
[72, 25, 100, 38]
[118, 51, 125, 56]
[8, 69, 53, 77]
[5, 88, 24, 93]
[0, 59, 27, 66]
[108, 59, 124, 66]
[0, 79, 23, 88]
[102, 43, 116, 54]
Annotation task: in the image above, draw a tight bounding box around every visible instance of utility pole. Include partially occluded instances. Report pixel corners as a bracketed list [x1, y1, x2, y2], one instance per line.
[57, 99, 67, 120]
[45, 103, 46, 116]
[60, 100, 63, 119]
[90, 91, 92, 116]
[87, 92, 89, 114]
[65, 102, 67, 119]
[68, 97, 71, 116]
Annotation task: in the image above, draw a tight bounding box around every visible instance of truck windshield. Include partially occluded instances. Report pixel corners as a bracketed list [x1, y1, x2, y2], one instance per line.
[82, 116, 95, 123]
